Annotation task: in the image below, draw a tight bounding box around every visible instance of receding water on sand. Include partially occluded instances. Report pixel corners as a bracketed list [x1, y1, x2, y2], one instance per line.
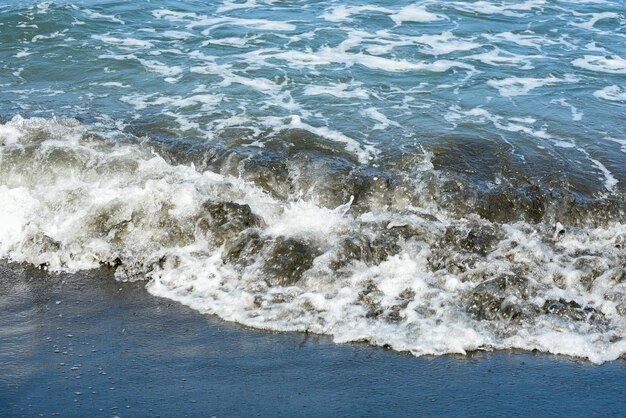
[1, 262, 625, 417]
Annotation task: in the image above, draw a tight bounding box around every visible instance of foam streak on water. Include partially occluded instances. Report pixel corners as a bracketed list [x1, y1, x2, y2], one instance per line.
[0, 1, 625, 362]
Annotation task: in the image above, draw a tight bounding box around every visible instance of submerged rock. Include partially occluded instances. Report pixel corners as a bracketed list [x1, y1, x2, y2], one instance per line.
[23, 232, 61, 253]
[369, 222, 430, 263]
[615, 234, 625, 249]
[574, 256, 609, 289]
[443, 223, 505, 256]
[222, 230, 265, 267]
[606, 268, 626, 284]
[263, 237, 319, 287]
[358, 282, 384, 319]
[466, 274, 533, 321]
[542, 298, 606, 325]
[329, 236, 374, 271]
[243, 161, 291, 200]
[222, 231, 320, 286]
[427, 222, 503, 274]
[199, 201, 264, 245]
[385, 289, 416, 322]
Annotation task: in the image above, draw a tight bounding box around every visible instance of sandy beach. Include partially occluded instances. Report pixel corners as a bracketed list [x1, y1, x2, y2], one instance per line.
[1, 262, 624, 417]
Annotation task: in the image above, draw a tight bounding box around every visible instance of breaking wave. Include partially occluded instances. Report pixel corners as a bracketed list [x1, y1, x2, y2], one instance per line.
[1, 116, 624, 363]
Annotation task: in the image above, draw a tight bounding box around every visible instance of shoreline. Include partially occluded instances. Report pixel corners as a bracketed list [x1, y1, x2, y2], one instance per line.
[1, 262, 624, 416]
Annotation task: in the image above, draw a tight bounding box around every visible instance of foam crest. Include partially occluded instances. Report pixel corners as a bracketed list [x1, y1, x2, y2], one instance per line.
[389, 5, 445, 24]
[217, 0, 259, 14]
[321, 5, 391, 22]
[246, 45, 476, 74]
[0, 117, 624, 364]
[484, 31, 562, 49]
[153, 9, 296, 32]
[487, 75, 579, 97]
[594, 85, 626, 102]
[467, 47, 545, 68]
[571, 12, 620, 32]
[361, 108, 400, 130]
[260, 115, 376, 163]
[83, 9, 125, 24]
[445, 106, 553, 140]
[451, 0, 546, 17]
[572, 55, 626, 74]
[303, 82, 370, 99]
[92, 34, 154, 48]
[410, 32, 480, 55]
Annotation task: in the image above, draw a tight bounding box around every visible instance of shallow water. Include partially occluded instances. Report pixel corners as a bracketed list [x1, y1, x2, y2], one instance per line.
[0, 1, 625, 362]
[1, 263, 625, 416]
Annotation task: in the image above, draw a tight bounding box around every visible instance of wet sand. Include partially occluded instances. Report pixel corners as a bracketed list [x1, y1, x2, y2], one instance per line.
[1, 262, 624, 417]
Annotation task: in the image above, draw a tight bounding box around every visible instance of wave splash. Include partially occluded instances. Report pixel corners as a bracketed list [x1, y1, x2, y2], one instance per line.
[0, 116, 625, 363]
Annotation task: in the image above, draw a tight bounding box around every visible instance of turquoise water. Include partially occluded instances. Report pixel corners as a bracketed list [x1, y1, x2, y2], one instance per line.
[0, 1, 625, 362]
[1, 0, 625, 187]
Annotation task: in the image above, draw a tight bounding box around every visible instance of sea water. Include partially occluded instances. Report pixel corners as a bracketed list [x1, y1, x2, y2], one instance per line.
[0, 0, 624, 363]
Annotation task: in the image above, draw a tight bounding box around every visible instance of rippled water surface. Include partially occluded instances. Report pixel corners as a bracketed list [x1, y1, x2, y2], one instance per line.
[0, 1, 625, 362]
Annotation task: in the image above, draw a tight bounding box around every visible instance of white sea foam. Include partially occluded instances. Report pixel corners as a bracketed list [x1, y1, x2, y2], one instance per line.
[257, 46, 476, 73]
[487, 75, 578, 97]
[219, 74, 281, 95]
[97, 82, 131, 88]
[468, 47, 545, 68]
[321, 3, 444, 25]
[410, 32, 480, 55]
[0, 117, 624, 364]
[261, 115, 376, 163]
[589, 157, 619, 192]
[303, 82, 370, 99]
[572, 55, 626, 74]
[92, 34, 154, 48]
[153, 94, 224, 110]
[389, 5, 445, 24]
[451, 0, 546, 17]
[484, 31, 561, 49]
[445, 106, 554, 140]
[361, 108, 400, 130]
[606, 137, 626, 154]
[571, 12, 620, 31]
[552, 99, 583, 121]
[162, 30, 193, 40]
[321, 5, 391, 22]
[584, 42, 608, 53]
[152, 10, 199, 21]
[137, 58, 183, 77]
[577, 148, 619, 192]
[120, 93, 154, 110]
[199, 17, 296, 32]
[201, 36, 257, 47]
[98, 54, 183, 81]
[594, 85, 626, 102]
[152, 10, 296, 32]
[83, 9, 125, 24]
[14, 49, 33, 58]
[217, 0, 258, 13]
[31, 30, 66, 42]
[365, 31, 479, 57]
[355, 55, 475, 73]
[0, 123, 22, 147]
